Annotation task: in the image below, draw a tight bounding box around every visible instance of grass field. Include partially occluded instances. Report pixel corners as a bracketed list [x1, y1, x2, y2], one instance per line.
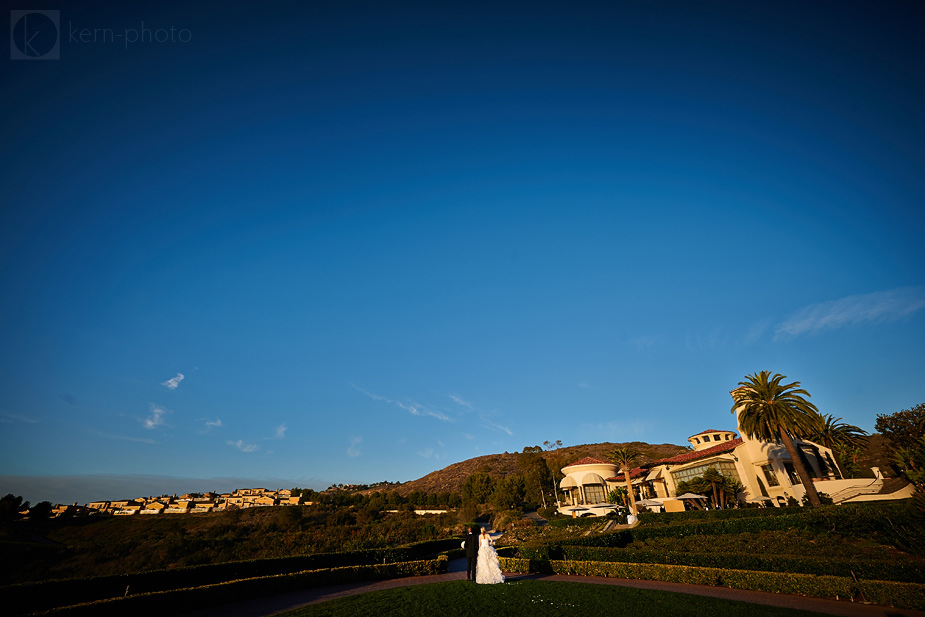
[279, 580, 831, 617]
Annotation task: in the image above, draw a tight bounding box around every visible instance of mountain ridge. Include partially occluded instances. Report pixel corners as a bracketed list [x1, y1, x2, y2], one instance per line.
[366, 441, 691, 496]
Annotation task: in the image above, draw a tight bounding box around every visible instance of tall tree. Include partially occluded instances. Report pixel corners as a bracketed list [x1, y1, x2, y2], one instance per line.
[876, 403, 925, 453]
[731, 371, 825, 508]
[609, 447, 641, 515]
[811, 414, 869, 478]
[518, 446, 553, 508]
[461, 472, 494, 505]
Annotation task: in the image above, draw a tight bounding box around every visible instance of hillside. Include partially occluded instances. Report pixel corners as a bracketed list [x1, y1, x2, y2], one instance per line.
[372, 442, 690, 496]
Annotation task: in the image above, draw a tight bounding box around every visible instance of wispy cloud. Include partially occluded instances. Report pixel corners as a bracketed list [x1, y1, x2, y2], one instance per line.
[142, 404, 169, 430]
[685, 328, 729, 352]
[450, 392, 512, 436]
[0, 412, 38, 424]
[580, 420, 650, 441]
[347, 436, 362, 457]
[161, 373, 185, 390]
[629, 335, 660, 350]
[228, 440, 259, 453]
[742, 319, 771, 345]
[775, 287, 925, 339]
[578, 380, 592, 389]
[479, 415, 513, 436]
[351, 384, 451, 422]
[274, 424, 287, 439]
[417, 448, 437, 459]
[90, 429, 158, 444]
[204, 418, 222, 430]
[450, 394, 474, 410]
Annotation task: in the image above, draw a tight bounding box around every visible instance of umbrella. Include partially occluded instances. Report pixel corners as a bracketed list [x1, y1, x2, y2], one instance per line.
[635, 499, 662, 507]
[749, 496, 773, 501]
[676, 493, 707, 499]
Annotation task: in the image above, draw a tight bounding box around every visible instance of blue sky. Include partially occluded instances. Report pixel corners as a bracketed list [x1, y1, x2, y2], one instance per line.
[2, 1, 924, 505]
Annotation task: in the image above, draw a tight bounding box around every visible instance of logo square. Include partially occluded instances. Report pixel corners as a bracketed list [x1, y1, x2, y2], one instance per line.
[11, 10, 60, 60]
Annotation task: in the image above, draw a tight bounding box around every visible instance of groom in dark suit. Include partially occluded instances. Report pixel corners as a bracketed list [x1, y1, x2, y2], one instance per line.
[464, 525, 479, 581]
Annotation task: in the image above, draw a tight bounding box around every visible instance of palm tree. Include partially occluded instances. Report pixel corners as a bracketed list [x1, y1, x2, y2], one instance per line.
[731, 371, 825, 508]
[607, 486, 628, 510]
[702, 467, 724, 508]
[609, 447, 641, 516]
[812, 414, 869, 478]
[719, 476, 745, 508]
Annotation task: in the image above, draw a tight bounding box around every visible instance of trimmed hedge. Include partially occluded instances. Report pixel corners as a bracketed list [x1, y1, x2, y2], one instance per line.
[636, 507, 804, 525]
[4, 539, 458, 616]
[33, 558, 447, 617]
[522, 545, 925, 583]
[635, 501, 918, 538]
[547, 516, 606, 529]
[498, 557, 925, 611]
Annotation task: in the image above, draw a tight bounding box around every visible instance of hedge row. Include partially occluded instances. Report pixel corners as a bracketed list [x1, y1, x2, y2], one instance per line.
[4, 539, 458, 616]
[636, 501, 916, 537]
[547, 516, 610, 529]
[498, 557, 925, 611]
[636, 506, 804, 525]
[516, 545, 924, 583]
[34, 557, 447, 617]
[554, 514, 815, 548]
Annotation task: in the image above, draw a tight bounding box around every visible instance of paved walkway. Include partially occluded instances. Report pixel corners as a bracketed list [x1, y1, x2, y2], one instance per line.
[186, 558, 925, 617]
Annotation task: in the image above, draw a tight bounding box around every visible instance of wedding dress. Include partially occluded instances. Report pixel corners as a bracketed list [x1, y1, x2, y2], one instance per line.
[475, 534, 505, 584]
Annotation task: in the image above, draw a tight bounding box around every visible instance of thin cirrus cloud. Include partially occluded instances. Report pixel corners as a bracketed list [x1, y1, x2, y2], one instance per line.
[0, 412, 38, 424]
[274, 424, 287, 439]
[142, 404, 169, 429]
[161, 373, 185, 390]
[449, 394, 474, 410]
[449, 393, 513, 436]
[775, 287, 925, 339]
[350, 383, 451, 422]
[90, 429, 158, 444]
[228, 440, 259, 453]
[347, 436, 362, 457]
[204, 418, 222, 430]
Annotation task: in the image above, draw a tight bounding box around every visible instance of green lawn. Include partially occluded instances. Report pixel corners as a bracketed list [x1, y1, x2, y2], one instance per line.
[279, 580, 831, 617]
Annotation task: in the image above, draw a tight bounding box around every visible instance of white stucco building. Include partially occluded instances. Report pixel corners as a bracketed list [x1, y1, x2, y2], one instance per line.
[557, 412, 907, 515]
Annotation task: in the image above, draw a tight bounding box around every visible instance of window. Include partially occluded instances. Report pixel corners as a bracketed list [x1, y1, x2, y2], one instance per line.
[783, 463, 800, 486]
[713, 434, 721, 441]
[671, 460, 741, 485]
[584, 484, 605, 504]
[761, 464, 780, 487]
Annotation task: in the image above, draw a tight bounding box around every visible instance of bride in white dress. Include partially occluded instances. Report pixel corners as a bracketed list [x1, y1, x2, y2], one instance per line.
[475, 527, 505, 584]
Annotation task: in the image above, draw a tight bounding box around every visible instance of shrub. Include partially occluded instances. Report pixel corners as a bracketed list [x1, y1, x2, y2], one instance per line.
[3, 541, 457, 616]
[498, 558, 925, 611]
[545, 546, 925, 583]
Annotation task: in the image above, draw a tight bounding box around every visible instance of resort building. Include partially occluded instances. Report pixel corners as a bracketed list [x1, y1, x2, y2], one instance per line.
[557, 407, 905, 515]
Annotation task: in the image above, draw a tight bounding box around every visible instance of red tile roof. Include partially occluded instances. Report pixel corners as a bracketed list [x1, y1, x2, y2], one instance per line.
[606, 466, 647, 481]
[653, 437, 743, 465]
[563, 456, 613, 468]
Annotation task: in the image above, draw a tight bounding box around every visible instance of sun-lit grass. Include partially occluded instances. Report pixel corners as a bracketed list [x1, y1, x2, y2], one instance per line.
[279, 580, 830, 617]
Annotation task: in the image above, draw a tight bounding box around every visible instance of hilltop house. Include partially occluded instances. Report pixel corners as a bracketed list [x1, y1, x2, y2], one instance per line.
[558, 406, 904, 515]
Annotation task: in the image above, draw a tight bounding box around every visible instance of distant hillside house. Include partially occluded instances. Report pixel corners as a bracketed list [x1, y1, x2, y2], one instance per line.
[558, 400, 908, 515]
